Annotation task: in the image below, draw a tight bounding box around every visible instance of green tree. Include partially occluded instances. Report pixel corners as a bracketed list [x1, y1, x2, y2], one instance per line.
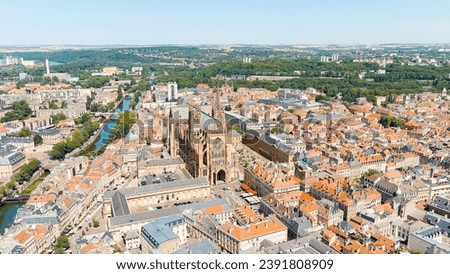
[51, 113, 67, 125]
[6, 181, 16, 190]
[113, 244, 122, 253]
[75, 113, 91, 125]
[107, 102, 115, 111]
[380, 115, 405, 128]
[48, 101, 59, 109]
[23, 172, 48, 195]
[86, 95, 92, 111]
[386, 94, 395, 104]
[232, 124, 242, 133]
[136, 80, 149, 91]
[145, 137, 151, 145]
[82, 76, 109, 88]
[14, 127, 31, 137]
[32, 135, 43, 146]
[56, 235, 70, 249]
[49, 114, 99, 160]
[53, 235, 70, 253]
[315, 95, 330, 102]
[271, 127, 282, 134]
[0, 100, 32, 122]
[10, 159, 41, 184]
[364, 169, 380, 177]
[0, 186, 6, 196]
[380, 115, 392, 128]
[130, 98, 137, 110]
[92, 219, 100, 228]
[16, 80, 27, 88]
[54, 247, 64, 254]
[134, 91, 142, 103]
[117, 86, 123, 101]
[61, 101, 67, 108]
[109, 112, 136, 141]
[49, 142, 69, 160]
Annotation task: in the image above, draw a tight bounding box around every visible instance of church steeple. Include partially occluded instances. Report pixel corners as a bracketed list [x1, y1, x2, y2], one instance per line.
[214, 88, 223, 109]
[212, 88, 226, 132]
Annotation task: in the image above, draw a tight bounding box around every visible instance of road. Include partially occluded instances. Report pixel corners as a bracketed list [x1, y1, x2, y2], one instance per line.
[68, 203, 104, 253]
[211, 179, 247, 207]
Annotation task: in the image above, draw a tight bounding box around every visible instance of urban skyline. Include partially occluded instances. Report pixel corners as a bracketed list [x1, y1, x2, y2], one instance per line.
[1, 0, 450, 258]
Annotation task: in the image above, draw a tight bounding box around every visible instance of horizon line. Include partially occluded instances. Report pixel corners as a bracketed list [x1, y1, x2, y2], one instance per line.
[1, 43, 450, 48]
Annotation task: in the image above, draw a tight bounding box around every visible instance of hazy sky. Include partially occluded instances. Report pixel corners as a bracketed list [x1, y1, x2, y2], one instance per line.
[1, 0, 449, 45]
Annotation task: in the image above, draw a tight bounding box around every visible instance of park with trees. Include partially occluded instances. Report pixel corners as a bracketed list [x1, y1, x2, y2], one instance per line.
[49, 113, 99, 160]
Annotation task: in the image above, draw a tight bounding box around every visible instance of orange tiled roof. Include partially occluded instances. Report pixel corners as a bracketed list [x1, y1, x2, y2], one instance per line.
[27, 194, 57, 204]
[79, 243, 100, 254]
[322, 228, 336, 241]
[372, 233, 395, 253]
[196, 83, 209, 89]
[373, 203, 394, 214]
[338, 192, 352, 206]
[328, 225, 349, 239]
[344, 240, 372, 254]
[219, 217, 287, 241]
[14, 230, 33, 244]
[34, 225, 48, 241]
[235, 205, 259, 224]
[355, 154, 384, 164]
[383, 170, 403, 179]
[63, 197, 75, 208]
[86, 171, 103, 180]
[367, 113, 381, 120]
[0, 125, 8, 133]
[347, 105, 372, 113]
[300, 201, 319, 215]
[204, 205, 225, 215]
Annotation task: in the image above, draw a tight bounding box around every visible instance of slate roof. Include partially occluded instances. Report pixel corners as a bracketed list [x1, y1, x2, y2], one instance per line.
[111, 191, 131, 217]
[109, 198, 229, 228]
[0, 145, 25, 166]
[104, 177, 208, 199]
[172, 239, 220, 254]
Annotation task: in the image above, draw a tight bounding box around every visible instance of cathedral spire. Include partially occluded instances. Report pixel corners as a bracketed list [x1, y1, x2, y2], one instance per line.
[215, 88, 223, 109]
[212, 88, 226, 132]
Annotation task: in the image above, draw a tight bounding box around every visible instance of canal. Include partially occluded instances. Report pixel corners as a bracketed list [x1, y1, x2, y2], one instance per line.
[0, 203, 21, 235]
[95, 96, 131, 149]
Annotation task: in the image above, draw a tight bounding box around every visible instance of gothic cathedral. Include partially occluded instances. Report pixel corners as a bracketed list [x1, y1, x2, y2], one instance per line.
[169, 88, 239, 185]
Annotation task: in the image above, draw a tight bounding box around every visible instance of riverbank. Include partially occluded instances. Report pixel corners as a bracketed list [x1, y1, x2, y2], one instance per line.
[69, 98, 125, 158]
[0, 203, 21, 235]
[65, 119, 105, 158]
[23, 171, 50, 195]
[79, 96, 131, 157]
[0, 170, 49, 235]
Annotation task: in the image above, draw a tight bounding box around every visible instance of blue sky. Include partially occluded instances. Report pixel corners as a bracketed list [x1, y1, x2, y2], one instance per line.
[1, 0, 449, 45]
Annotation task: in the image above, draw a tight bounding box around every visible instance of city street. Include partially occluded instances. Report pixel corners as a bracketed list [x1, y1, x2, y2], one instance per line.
[68, 203, 104, 253]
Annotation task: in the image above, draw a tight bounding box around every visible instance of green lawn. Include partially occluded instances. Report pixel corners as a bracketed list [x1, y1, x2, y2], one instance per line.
[23, 172, 50, 195]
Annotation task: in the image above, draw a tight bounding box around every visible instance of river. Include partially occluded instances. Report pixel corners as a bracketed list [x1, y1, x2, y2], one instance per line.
[0, 203, 21, 235]
[1, 97, 132, 235]
[94, 96, 131, 149]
